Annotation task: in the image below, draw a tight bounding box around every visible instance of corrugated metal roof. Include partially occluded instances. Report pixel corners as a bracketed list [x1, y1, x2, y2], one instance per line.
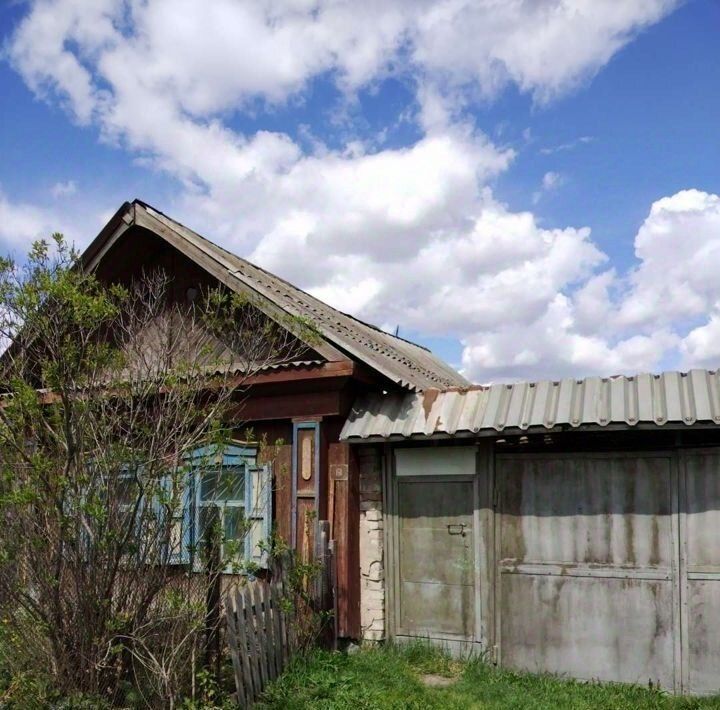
[341, 369, 720, 441]
[112, 201, 468, 392]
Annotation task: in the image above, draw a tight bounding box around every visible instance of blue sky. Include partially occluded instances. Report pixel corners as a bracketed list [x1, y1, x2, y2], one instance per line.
[1, 0, 720, 382]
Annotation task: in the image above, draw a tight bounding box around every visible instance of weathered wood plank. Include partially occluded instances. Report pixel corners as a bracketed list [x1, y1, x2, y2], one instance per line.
[254, 582, 269, 689]
[270, 583, 283, 677]
[263, 583, 275, 682]
[234, 588, 254, 707]
[225, 592, 245, 706]
[244, 585, 262, 702]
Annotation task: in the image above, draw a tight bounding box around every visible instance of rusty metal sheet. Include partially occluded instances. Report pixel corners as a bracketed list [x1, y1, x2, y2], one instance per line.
[341, 369, 720, 441]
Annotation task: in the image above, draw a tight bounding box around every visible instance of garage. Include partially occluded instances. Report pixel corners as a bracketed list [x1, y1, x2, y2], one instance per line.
[343, 370, 720, 694]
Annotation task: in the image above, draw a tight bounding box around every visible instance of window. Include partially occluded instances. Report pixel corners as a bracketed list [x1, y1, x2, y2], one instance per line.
[116, 466, 142, 519]
[101, 445, 272, 570]
[196, 462, 247, 565]
[189, 444, 272, 572]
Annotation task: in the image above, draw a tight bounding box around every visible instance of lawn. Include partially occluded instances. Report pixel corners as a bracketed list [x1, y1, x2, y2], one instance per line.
[258, 643, 720, 709]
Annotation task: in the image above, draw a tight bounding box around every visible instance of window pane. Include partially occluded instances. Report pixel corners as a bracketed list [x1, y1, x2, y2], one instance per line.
[117, 476, 139, 508]
[200, 470, 219, 501]
[200, 468, 245, 501]
[224, 507, 245, 542]
[219, 468, 245, 501]
[198, 504, 220, 544]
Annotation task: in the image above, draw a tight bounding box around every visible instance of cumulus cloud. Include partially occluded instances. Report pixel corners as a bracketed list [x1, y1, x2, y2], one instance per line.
[9, 0, 679, 121]
[0, 192, 68, 248]
[50, 180, 77, 198]
[461, 190, 720, 381]
[9, 0, 713, 384]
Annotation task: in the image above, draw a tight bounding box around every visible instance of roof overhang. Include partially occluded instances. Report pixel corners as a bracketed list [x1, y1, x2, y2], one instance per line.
[341, 369, 720, 442]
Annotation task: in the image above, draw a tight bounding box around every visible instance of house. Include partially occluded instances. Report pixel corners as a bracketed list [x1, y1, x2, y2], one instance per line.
[341, 372, 720, 695]
[81, 199, 469, 640]
[83, 200, 720, 695]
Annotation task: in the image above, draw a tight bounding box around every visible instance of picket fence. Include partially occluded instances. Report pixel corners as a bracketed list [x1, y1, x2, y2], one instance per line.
[225, 522, 334, 708]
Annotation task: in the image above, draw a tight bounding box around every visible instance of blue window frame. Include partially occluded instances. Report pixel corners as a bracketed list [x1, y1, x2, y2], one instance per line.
[186, 444, 272, 571]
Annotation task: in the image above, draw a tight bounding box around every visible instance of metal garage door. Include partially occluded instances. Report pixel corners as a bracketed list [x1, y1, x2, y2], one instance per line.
[496, 453, 678, 690]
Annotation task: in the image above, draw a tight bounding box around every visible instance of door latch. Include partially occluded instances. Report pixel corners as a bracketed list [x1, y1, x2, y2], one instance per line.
[447, 523, 466, 536]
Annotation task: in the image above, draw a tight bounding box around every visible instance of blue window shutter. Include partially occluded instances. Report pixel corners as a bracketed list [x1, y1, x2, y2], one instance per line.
[175, 470, 194, 565]
[246, 463, 272, 568]
[158, 467, 193, 565]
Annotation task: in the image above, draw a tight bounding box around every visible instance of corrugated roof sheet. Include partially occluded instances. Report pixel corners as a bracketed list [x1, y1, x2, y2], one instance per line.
[126, 202, 469, 391]
[341, 369, 720, 441]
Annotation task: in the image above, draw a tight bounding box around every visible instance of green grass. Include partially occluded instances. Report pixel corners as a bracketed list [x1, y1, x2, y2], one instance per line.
[258, 642, 720, 709]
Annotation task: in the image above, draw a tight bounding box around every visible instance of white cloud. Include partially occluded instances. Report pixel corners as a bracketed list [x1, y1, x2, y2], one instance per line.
[542, 172, 562, 191]
[50, 180, 77, 198]
[9, 0, 678, 122]
[532, 170, 564, 204]
[461, 189, 720, 381]
[618, 190, 720, 329]
[0, 192, 65, 248]
[539, 135, 595, 155]
[0, 190, 111, 256]
[9, 0, 710, 385]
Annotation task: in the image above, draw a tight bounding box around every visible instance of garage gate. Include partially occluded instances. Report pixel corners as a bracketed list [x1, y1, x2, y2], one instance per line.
[388, 446, 720, 695]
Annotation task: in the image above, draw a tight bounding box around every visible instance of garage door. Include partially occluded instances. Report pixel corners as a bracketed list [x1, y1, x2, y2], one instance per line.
[496, 453, 678, 690]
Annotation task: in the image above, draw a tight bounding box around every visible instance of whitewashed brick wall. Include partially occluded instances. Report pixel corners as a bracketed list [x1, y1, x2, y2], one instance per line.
[358, 446, 385, 641]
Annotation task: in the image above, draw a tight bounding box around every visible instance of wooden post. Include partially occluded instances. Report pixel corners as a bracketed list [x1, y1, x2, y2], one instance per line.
[328, 442, 360, 638]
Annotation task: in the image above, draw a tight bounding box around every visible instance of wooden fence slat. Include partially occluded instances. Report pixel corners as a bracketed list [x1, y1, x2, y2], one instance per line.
[225, 592, 245, 707]
[271, 583, 284, 677]
[233, 589, 254, 707]
[277, 580, 289, 668]
[264, 582, 277, 681]
[254, 582, 269, 689]
[244, 585, 262, 703]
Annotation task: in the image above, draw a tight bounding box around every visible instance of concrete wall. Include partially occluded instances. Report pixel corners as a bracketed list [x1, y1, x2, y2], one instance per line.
[357, 445, 385, 641]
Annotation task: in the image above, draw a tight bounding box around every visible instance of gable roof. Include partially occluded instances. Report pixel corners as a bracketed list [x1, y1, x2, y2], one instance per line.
[82, 200, 469, 392]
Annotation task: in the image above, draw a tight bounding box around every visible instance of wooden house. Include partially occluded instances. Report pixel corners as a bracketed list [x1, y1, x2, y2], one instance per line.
[81, 199, 469, 641]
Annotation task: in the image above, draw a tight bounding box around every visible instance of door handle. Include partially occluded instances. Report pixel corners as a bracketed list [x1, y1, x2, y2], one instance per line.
[447, 523, 466, 536]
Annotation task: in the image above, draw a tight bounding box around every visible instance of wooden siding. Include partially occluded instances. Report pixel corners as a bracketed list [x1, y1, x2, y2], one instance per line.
[88, 218, 377, 645]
